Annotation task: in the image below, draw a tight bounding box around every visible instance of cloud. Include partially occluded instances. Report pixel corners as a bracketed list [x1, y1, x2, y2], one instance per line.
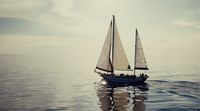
[0, 0, 49, 18]
[0, 0, 101, 37]
[174, 20, 195, 27]
[0, 17, 76, 36]
[0, 0, 77, 24]
[174, 20, 200, 29]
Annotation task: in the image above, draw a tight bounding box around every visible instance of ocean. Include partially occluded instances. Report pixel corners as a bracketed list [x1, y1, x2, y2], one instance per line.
[0, 53, 199, 111]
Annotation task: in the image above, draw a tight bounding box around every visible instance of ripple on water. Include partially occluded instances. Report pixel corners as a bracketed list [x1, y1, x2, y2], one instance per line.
[145, 80, 200, 110]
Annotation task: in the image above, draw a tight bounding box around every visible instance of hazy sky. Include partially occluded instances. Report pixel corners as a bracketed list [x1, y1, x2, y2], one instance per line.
[0, 0, 200, 63]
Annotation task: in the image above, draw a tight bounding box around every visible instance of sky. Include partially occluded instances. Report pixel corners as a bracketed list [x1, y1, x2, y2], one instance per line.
[0, 0, 200, 67]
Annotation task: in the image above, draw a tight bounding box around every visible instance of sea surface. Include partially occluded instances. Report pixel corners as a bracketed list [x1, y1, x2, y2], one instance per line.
[0, 54, 199, 111]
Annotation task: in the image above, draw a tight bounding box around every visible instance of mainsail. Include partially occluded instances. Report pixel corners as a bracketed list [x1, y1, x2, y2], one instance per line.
[96, 21, 113, 72]
[134, 29, 148, 70]
[112, 20, 131, 70]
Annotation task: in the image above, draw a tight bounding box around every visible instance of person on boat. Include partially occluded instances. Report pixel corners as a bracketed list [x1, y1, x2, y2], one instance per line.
[120, 74, 125, 78]
[125, 75, 129, 78]
[140, 73, 144, 77]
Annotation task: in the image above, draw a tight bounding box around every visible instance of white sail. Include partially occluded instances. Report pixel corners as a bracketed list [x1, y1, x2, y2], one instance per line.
[134, 29, 148, 70]
[96, 21, 113, 72]
[112, 21, 131, 70]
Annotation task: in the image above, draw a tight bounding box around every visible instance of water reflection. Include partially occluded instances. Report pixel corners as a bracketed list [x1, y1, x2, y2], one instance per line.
[96, 81, 148, 111]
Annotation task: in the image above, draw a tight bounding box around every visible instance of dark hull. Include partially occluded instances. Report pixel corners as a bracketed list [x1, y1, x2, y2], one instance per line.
[100, 73, 148, 86]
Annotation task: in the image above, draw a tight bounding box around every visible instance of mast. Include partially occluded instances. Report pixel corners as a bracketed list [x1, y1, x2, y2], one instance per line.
[134, 28, 138, 76]
[111, 15, 115, 73]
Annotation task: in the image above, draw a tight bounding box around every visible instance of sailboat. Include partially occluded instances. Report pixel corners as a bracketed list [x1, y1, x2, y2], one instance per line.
[94, 15, 149, 85]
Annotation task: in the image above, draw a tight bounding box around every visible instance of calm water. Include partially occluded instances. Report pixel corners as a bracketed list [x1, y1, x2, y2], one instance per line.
[0, 54, 199, 111]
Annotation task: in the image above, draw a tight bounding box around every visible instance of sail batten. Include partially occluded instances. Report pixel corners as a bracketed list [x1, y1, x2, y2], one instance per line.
[134, 29, 148, 70]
